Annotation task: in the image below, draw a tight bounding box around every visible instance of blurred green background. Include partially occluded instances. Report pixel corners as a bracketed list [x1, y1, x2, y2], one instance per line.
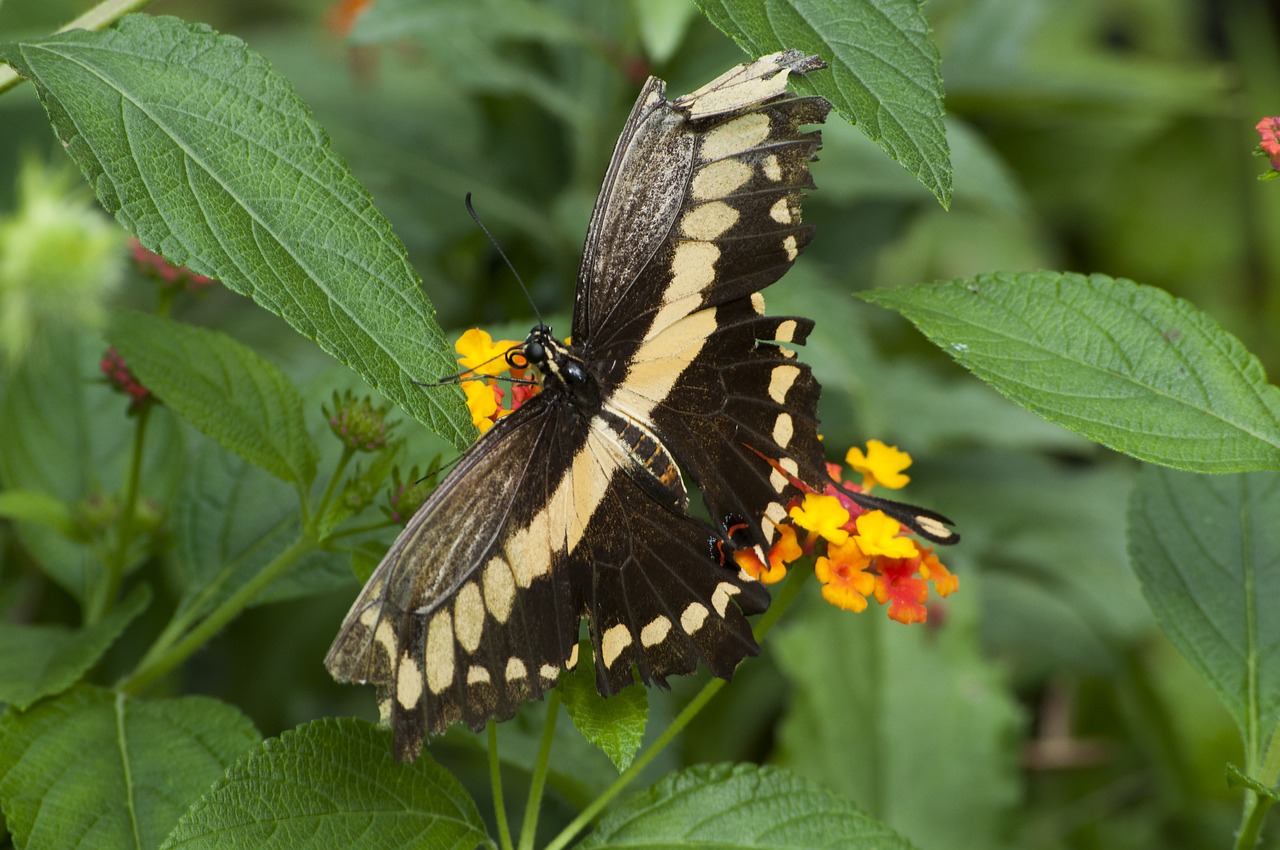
[2, 1, 1278, 848]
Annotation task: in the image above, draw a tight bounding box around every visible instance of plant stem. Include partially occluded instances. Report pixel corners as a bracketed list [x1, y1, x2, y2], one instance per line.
[118, 533, 315, 694]
[1235, 791, 1274, 850]
[87, 403, 151, 625]
[0, 0, 157, 95]
[517, 690, 561, 850]
[543, 565, 812, 850]
[488, 721, 514, 850]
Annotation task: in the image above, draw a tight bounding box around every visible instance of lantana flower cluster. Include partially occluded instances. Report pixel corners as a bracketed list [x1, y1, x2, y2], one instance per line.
[455, 328, 539, 432]
[1257, 116, 1280, 179]
[454, 329, 957, 624]
[734, 439, 958, 625]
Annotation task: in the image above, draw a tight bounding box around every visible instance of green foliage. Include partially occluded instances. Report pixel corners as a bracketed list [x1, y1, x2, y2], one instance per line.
[0, 1, 1277, 849]
[577, 763, 917, 849]
[559, 646, 648, 773]
[161, 719, 491, 850]
[1128, 467, 1280, 752]
[696, 0, 952, 205]
[0, 14, 471, 450]
[109, 310, 318, 487]
[0, 686, 260, 850]
[862, 271, 1280, 473]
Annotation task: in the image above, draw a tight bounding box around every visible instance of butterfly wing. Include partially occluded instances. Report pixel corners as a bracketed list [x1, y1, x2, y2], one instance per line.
[574, 50, 832, 548]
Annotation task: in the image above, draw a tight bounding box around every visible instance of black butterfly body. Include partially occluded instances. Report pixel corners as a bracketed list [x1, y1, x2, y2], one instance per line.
[326, 51, 943, 761]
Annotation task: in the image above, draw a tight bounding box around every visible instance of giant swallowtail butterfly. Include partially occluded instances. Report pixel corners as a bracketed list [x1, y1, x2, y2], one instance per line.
[327, 50, 955, 760]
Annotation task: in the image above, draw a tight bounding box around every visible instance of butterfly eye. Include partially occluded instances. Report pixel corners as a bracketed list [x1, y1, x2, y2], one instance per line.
[521, 342, 545, 365]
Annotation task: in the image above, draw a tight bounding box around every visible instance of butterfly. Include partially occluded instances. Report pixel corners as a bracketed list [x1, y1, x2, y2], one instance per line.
[326, 50, 956, 760]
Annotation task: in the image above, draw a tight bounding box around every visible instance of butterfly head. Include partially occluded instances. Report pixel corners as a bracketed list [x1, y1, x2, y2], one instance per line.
[521, 324, 599, 409]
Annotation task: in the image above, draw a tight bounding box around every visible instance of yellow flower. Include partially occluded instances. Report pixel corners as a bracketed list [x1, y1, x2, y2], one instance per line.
[462, 379, 499, 432]
[852, 511, 918, 559]
[788, 493, 850, 545]
[455, 328, 520, 377]
[845, 439, 911, 490]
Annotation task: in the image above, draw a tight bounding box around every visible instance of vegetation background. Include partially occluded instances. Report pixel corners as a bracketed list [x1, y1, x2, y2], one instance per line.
[1, 0, 1278, 848]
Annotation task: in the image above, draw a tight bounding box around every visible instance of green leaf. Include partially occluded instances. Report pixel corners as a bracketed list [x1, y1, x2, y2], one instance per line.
[578, 762, 916, 849]
[559, 642, 647, 772]
[694, 0, 951, 205]
[0, 686, 259, 850]
[0, 15, 472, 450]
[0, 585, 150, 710]
[171, 440, 351, 624]
[1227, 763, 1280, 800]
[0, 328, 184, 603]
[773, 600, 1020, 850]
[160, 718, 492, 850]
[1128, 466, 1280, 745]
[109, 310, 317, 487]
[0, 489, 74, 536]
[862, 271, 1280, 472]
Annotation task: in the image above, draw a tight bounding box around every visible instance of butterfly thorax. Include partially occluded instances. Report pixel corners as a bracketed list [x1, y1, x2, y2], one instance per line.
[521, 325, 602, 413]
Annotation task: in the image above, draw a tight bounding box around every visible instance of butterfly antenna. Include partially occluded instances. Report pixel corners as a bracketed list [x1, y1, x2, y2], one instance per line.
[465, 192, 545, 329]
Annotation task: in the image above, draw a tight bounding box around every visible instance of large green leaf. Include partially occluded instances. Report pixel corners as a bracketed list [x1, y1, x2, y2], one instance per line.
[694, 0, 951, 205]
[1128, 466, 1280, 748]
[862, 271, 1280, 472]
[0, 686, 259, 850]
[160, 718, 491, 849]
[773, 598, 1020, 850]
[0, 14, 472, 449]
[579, 762, 917, 849]
[0, 585, 150, 710]
[109, 310, 317, 487]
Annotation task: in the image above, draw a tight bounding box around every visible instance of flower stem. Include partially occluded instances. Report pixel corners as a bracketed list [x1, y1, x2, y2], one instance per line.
[87, 402, 151, 625]
[118, 533, 315, 694]
[543, 566, 811, 850]
[517, 690, 561, 850]
[488, 721, 514, 850]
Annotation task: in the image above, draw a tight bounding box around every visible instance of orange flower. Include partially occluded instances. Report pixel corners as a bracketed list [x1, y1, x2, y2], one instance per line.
[874, 557, 930, 624]
[734, 524, 802, 584]
[919, 547, 959, 597]
[815, 538, 875, 612]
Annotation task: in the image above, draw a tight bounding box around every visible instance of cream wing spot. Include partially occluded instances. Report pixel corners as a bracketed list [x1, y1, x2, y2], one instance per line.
[506, 657, 528, 681]
[768, 364, 800, 404]
[770, 467, 788, 493]
[680, 201, 740, 241]
[773, 412, 794, 448]
[750, 292, 766, 314]
[397, 653, 423, 710]
[701, 113, 771, 160]
[602, 624, 632, 668]
[373, 620, 397, 668]
[483, 556, 516, 624]
[567, 642, 580, 670]
[425, 609, 455, 695]
[762, 154, 782, 181]
[467, 665, 491, 685]
[765, 501, 787, 525]
[783, 234, 799, 261]
[454, 581, 485, 654]
[761, 515, 777, 544]
[779, 457, 799, 477]
[775, 320, 797, 343]
[641, 616, 672, 647]
[681, 602, 710, 634]
[769, 198, 793, 224]
[712, 582, 741, 618]
[539, 663, 559, 681]
[691, 158, 753, 200]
